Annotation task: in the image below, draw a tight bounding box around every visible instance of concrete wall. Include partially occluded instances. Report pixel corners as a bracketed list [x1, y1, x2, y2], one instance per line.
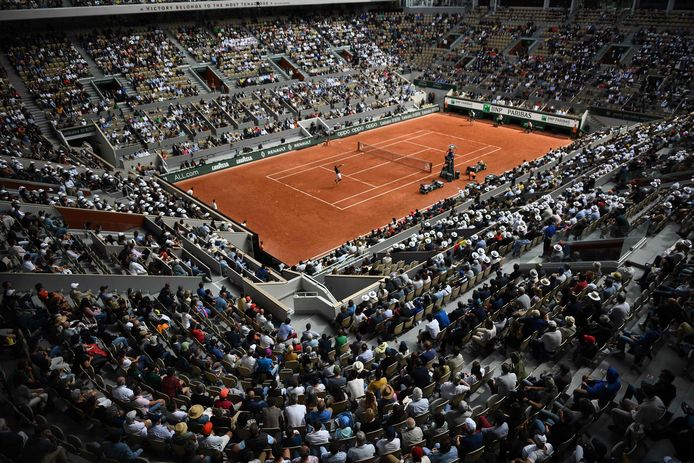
[323, 274, 384, 302]
[56, 207, 145, 232]
[256, 278, 302, 301]
[240, 278, 290, 322]
[293, 294, 338, 321]
[0, 273, 203, 294]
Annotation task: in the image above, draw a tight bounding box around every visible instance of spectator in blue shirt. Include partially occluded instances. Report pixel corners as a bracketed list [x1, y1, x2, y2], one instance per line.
[573, 366, 621, 407]
[542, 221, 557, 257]
[278, 318, 295, 341]
[307, 398, 333, 425]
[214, 291, 229, 313]
[255, 265, 269, 282]
[346, 299, 356, 315]
[426, 438, 459, 463]
[420, 341, 437, 364]
[255, 352, 278, 377]
[612, 325, 662, 366]
[434, 306, 450, 329]
[196, 282, 206, 299]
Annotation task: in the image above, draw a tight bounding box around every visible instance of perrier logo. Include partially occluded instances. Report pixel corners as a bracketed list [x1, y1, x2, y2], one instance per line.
[541, 115, 547, 121]
[483, 104, 491, 113]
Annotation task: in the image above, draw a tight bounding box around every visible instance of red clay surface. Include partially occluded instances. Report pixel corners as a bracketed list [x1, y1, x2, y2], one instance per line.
[179, 113, 572, 265]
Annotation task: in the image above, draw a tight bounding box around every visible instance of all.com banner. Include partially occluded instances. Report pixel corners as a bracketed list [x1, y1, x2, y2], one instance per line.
[161, 106, 439, 183]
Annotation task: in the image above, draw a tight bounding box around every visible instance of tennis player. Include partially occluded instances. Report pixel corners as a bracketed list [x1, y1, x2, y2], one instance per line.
[334, 164, 344, 184]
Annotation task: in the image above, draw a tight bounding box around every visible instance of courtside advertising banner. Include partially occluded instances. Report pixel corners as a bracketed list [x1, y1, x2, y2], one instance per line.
[444, 96, 581, 129]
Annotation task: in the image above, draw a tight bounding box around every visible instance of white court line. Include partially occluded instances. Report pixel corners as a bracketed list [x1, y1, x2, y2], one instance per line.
[317, 165, 377, 188]
[270, 130, 434, 181]
[332, 147, 442, 205]
[266, 176, 345, 211]
[334, 144, 501, 208]
[427, 130, 502, 150]
[347, 146, 434, 176]
[267, 129, 431, 179]
[267, 131, 502, 212]
[404, 140, 496, 159]
[266, 130, 438, 180]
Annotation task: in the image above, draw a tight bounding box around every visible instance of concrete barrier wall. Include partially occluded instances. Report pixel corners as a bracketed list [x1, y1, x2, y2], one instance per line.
[293, 294, 337, 320]
[56, 207, 145, 232]
[163, 128, 304, 170]
[323, 274, 384, 302]
[560, 238, 626, 262]
[240, 278, 289, 322]
[374, 250, 436, 266]
[256, 278, 302, 301]
[0, 273, 203, 294]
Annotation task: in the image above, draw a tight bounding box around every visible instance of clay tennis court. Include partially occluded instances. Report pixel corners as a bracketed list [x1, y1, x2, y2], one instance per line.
[179, 112, 572, 265]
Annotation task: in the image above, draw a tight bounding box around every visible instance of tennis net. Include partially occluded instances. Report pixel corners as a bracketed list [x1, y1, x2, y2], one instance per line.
[357, 142, 433, 173]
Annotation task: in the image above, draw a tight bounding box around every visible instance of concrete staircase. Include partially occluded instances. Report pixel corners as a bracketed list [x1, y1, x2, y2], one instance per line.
[183, 66, 211, 94]
[70, 39, 106, 79]
[583, 113, 608, 133]
[115, 76, 137, 102]
[165, 28, 206, 67]
[80, 79, 106, 106]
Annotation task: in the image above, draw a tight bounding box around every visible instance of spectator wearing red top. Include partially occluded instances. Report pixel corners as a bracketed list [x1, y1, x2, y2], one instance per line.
[191, 324, 206, 344]
[214, 388, 233, 411]
[572, 274, 588, 295]
[161, 367, 184, 399]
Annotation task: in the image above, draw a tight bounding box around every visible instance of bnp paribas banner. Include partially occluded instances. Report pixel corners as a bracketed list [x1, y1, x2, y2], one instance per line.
[445, 96, 581, 129]
[161, 106, 439, 183]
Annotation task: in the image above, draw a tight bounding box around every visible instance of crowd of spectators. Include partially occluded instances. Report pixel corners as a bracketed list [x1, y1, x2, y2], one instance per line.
[83, 29, 199, 105]
[0, 71, 61, 162]
[0, 158, 214, 219]
[0, 175, 691, 461]
[248, 19, 350, 77]
[176, 23, 280, 87]
[0, 7, 693, 463]
[7, 36, 106, 128]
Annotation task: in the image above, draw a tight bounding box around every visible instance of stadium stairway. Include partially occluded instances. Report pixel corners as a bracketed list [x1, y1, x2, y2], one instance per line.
[69, 39, 107, 79]
[81, 78, 107, 107]
[116, 78, 139, 104]
[583, 113, 608, 134]
[165, 28, 209, 68]
[182, 66, 212, 95]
